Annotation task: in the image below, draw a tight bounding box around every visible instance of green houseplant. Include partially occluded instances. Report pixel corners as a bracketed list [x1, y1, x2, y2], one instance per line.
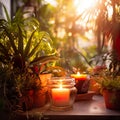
[0, 4, 58, 111]
[92, 50, 120, 110]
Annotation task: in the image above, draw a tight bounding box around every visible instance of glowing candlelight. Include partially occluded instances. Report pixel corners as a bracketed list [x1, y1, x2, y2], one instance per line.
[51, 83, 70, 106]
[71, 72, 87, 80]
[48, 77, 77, 111]
[71, 72, 90, 94]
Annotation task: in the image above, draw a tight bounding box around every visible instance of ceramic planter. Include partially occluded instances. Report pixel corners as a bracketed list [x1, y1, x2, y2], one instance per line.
[102, 89, 120, 110]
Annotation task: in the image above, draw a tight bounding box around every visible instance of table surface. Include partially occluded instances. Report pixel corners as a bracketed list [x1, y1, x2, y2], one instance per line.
[19, 95, 120, 120]
[45, 95, 120, 115]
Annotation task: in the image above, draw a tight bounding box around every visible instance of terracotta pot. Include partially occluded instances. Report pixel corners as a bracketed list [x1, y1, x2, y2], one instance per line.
[33, 87, 49, 108]
[39, 73, 52, 87]
[32, 74, 52, 108]
[20, 90, 34, 111]
[102, 89, 120, 110]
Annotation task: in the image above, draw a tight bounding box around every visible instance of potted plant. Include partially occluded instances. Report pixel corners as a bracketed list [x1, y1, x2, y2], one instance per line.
[0, 4, 58, 111]
[92, 51, 120, 110]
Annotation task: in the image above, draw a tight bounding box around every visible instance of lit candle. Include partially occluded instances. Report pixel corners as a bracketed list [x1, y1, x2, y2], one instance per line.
[71, 72, 90, 94]
[52, 84, 70, 106]
[71, 72, 87, 80]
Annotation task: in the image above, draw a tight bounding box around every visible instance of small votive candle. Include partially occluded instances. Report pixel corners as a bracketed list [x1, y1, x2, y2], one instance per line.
[48, 77, 77, 111]
[71, 72, 90, 94]
[52, 84, 70, 106]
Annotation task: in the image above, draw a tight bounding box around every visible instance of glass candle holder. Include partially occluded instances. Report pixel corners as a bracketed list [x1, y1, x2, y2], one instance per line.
[71, 72, 90, 94]
[48, 77, 77, 111]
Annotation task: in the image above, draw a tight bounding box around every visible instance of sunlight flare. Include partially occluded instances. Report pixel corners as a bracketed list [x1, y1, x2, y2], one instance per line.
[74, 0, 98, 14]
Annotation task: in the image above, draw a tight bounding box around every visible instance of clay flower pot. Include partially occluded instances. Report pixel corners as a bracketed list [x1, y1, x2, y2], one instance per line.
[39, 73, 52, 87]
[33, 87, 49, 108]
[102, 89, 120, 110]
[33, 73, 52, 108]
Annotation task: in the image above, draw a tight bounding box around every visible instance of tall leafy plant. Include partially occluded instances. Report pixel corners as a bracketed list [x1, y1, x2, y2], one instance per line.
[0, 3, 57, 71]
[0, 3, 58, 111]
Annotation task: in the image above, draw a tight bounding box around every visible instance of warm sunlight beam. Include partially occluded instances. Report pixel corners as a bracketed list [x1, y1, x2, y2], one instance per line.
[74, 0, 98, 14]
[45, 0, 57, 6]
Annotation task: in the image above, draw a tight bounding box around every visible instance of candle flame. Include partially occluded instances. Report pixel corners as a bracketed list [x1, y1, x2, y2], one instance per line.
[59, 84, 63, 89]
[77, 72, 80, 75]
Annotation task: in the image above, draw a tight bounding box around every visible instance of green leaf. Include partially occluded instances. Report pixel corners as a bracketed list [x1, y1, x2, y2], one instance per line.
[12, 9, 24, 25]
[30, 55, 58, 65]
[18, 25, 23, 55]
[27, 40, 41, 59]
[27, 31, 47, 59]
[2, 2, 11, 23]
[24, 17, 40, 29]
[3, 26, 18, 54]
[0, 19, 7, 28]
[24, 30, 36, 57]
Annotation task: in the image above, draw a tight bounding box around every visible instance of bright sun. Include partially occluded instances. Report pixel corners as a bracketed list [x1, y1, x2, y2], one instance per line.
[74, 0, 98, 14]
[46, 0, 98, 14]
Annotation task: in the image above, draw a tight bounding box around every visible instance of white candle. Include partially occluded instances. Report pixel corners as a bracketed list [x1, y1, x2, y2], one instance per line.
[52, 84, 70, 106]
